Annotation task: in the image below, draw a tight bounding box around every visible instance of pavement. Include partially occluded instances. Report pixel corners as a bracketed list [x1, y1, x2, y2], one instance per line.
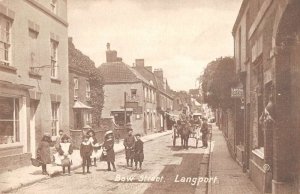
[0, 130, 172, 194]
[207, 124, 260, 194]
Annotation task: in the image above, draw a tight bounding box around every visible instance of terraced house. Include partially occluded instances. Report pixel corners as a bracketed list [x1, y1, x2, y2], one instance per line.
[99, 44, 173, 136]
[0, 0, 69, 172]
[231, 0, 300, 193]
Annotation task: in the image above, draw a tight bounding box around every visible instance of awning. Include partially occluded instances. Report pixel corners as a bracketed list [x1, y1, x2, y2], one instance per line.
[73, 101, 92, 109]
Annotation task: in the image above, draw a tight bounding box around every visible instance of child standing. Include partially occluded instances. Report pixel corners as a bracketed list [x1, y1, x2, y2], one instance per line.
[123, 128, 135, 167]
[58, 135, 73, 175]
[134, 134, 144, 170]
[37, 133, 52, 175]
[102, 131, 116, 172]
[87, 129, 100, 167]
[80, 135, 93, 174]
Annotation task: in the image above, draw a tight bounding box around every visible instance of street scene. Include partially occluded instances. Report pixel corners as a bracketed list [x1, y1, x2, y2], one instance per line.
[0, 0, 300, 194]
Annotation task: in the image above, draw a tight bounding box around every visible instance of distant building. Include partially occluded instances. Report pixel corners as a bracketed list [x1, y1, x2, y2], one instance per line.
[0, 0, 69, 172]
[99, 44, 157, 136]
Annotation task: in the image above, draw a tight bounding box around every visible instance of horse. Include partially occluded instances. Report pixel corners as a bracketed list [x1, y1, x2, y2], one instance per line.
[179, 122, 191, 149]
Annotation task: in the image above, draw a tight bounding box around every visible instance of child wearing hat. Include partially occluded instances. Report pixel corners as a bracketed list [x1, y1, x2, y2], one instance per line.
[102, 130, 116, 172]
[133, 134, 144, 170]
[80, 135, 93, 174]
[58, 134, 73, 175]
[36, 133, 52, 175]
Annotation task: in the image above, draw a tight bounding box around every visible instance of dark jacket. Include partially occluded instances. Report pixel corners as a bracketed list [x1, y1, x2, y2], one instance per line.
[134, 139, 144, 162]
[102, 138, 115, 162]
[124, 135, 135, 148]
[201, 122, 209, 134]
[80, 142, 93, 158]
[37, 137, 51, 164]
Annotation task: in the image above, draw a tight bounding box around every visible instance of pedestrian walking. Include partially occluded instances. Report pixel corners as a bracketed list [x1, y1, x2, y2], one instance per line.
[36, 133, 52, 175]
[58, 134, 73, 175]
[133, 134, 144, 170]
[87, 129, 101, 167]
[200, 118, 209, 148]
[101, 130, 116, 172]
[123, 128, 135, 167]
[80, 135, 93, 174]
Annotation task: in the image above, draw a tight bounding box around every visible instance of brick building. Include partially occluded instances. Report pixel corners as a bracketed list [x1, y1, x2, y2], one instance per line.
[232, 0, 300, 193]
[0, 0, 69, 172]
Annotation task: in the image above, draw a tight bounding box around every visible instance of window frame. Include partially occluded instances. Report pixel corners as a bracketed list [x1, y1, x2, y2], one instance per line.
[0, 97, 20, 144]
[50, 39, 58, 78]
[86, 80, 91, 99]
[0, 16, 11, 66]
[74, 78, 79, 99]
[51, 102, 59, 136]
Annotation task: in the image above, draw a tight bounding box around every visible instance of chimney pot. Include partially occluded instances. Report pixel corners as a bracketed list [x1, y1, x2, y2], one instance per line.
[106, 43, 110, 50]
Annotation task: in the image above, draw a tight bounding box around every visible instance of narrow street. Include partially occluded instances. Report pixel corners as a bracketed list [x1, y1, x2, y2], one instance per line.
[11, 134, 208, 194]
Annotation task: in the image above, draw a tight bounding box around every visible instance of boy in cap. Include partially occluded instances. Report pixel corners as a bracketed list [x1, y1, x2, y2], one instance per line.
[123, 128, 135, 167]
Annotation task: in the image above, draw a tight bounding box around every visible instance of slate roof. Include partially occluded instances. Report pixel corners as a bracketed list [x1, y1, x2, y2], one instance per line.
[98, 62, 150, 84]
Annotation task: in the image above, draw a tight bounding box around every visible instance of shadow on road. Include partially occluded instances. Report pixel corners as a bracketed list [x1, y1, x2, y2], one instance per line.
[143, 153, 204, 194]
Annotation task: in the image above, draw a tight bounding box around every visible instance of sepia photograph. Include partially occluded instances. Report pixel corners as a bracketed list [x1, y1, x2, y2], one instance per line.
[0, 0, 299, 193]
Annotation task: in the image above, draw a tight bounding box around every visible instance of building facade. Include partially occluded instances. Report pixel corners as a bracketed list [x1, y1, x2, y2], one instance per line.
[99, 44, 157, 136]
[232, 0, 300, 193]
[0, 0, 69, 172]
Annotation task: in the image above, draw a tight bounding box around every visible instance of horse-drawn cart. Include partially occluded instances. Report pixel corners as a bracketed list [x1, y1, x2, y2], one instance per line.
[172, 121, 200, 148]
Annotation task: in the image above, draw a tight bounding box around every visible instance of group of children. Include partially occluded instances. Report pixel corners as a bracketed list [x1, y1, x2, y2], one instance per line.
[36, 128, 144, 175]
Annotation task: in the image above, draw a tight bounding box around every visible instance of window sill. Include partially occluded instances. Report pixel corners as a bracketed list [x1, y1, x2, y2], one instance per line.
[0, 142, 23, 150]
[51, 78, 61, 84]
[252, 147, 264, 159]
[0, 64, 17, 74]
[29, 71, 42, 80]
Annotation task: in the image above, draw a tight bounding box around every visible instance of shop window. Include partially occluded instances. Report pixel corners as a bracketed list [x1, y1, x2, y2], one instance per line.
[51, 102, 59, 136]
[0, 97, 19, 144]
[112, 112, 131, 126]
[0, 16, 11, 66]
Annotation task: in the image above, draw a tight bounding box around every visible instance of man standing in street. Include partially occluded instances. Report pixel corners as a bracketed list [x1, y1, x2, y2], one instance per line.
[200, 118, 209, 148]
[123, 128, 135, 167]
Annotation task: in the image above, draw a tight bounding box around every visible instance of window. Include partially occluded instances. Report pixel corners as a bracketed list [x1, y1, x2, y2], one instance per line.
[74, 78, 78, 100]
[0, 97, 19, 144]
[0, 17, 11, 66]
[29, 30, 38, 73]
[50, 40, 58, 78]
[86, 81, 91, 99]
[51, 102, 59, 136]
[50, 0, 57, 14]
[85, 112, 92, 125]
[131, 89, 137, 100]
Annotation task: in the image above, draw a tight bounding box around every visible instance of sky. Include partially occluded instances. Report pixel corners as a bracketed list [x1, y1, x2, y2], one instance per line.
[68, 0, 242, 91]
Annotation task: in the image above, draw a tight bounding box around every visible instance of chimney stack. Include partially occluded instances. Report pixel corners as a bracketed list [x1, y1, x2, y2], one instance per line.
[135, 59, 144, 67]
[154, 69, 163, 81]
[106, 43, 118, 62]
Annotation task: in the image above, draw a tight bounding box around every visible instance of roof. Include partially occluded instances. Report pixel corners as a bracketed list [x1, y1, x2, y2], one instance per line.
[98, 62, 150, 84]
[232, 0, 249, 35]
[133, 66, 157, 88]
